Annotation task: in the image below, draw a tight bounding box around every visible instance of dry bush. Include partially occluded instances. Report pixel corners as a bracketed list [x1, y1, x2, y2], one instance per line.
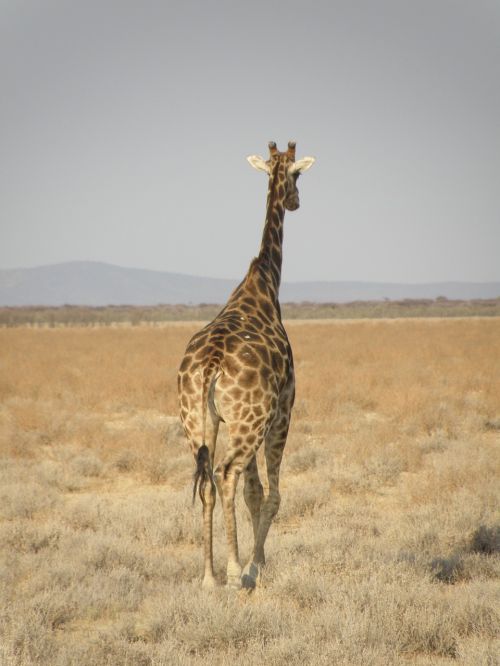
[0, 319, 499, 665]
[2, 298, 500, 327]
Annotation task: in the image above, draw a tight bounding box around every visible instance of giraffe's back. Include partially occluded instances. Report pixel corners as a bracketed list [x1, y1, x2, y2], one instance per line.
[178, 289, 294, 440]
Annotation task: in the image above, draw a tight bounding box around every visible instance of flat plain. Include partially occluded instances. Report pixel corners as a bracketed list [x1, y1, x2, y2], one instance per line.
[1, 319, 499, 665]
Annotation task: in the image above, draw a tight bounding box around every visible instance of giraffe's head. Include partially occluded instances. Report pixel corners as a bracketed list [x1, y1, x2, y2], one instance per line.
[247, 141, 315, 211]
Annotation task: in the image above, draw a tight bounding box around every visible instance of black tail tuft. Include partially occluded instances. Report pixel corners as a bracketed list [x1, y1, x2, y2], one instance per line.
[193, 444, 214, 506]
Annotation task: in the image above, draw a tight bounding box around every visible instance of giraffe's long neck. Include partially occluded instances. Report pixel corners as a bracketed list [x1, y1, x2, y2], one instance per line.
[257, 161, 286, 300]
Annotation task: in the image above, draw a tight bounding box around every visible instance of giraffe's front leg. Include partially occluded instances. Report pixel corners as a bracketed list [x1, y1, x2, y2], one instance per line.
[242, 456, 265, 589]
[242, 410, 290, 589]
[241, 462, 282, 589]
[243, 456, 264, 540]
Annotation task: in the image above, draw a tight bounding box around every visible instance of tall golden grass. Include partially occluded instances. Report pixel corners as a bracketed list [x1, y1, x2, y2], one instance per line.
[1, 319, 499, 664]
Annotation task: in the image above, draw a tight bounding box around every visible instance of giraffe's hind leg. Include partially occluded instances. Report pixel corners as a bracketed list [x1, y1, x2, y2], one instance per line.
[201, 412, 220, 588]
[213, 460, 242, 589]
[184, 406, 220, 589]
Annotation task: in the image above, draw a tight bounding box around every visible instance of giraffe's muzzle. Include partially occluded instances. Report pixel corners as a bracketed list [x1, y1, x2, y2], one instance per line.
[285, 196, 300, 211]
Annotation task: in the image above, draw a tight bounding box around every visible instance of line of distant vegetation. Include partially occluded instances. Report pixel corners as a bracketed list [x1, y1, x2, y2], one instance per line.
[1, 298, 499, 327]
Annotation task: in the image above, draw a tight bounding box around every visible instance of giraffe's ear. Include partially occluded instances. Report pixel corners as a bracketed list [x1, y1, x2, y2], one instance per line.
[247, 155, 271, 174]
[289, 157, 316, 174]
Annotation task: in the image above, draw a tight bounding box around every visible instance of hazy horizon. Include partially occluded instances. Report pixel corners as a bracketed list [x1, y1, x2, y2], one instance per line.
[1, 1, 499, 283]
[2, 258, 500, 287]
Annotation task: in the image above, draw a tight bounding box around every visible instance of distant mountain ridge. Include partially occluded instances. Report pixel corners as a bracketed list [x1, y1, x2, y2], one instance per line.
[0, 261, 498, 306]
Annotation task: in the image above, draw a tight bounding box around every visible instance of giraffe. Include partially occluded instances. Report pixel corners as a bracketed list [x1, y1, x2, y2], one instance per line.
[177, 141, 315, 589]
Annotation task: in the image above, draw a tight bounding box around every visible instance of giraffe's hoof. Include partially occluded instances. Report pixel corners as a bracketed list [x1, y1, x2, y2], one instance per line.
[226, 562, 242, 590]
[241, 574, 256, 590]
[202, 575, 217, 590]
[241, 562, 261, 590]
[226, 576, 242, 591]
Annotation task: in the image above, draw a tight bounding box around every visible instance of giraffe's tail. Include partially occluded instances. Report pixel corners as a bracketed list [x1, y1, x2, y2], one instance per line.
[193, 444, 213, 505]
[192, 362, 219, 506]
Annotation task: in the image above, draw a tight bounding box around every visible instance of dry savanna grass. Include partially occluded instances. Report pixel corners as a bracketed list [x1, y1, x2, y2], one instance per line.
[0, 319, 499, 665]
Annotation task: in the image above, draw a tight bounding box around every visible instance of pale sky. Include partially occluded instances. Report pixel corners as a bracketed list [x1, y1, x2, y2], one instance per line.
[1, 0, 499, 283]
